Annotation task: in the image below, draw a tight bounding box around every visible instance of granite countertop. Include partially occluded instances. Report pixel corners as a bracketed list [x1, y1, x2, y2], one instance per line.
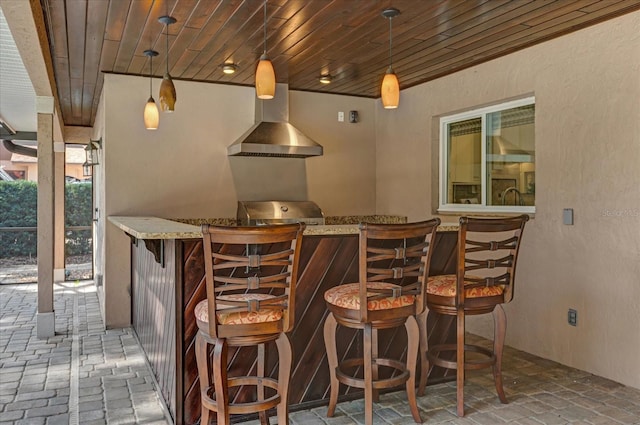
[169, 215, 409, 226]
[109, 216, 459, 240]
[109, 216, 202, 239]
[303, 222, 459, 234]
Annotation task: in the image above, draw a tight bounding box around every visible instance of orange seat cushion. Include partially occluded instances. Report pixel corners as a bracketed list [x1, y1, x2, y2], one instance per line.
[194, 293, 283, 325]
[427, 274, 504, 298]
[324, 282, 415, 311]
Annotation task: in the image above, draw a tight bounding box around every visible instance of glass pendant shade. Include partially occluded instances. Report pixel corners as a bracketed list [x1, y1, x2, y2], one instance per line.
[143, 49, 159, 130]
[256, 1, 275, 100]
[255, 54, 276, 99]
[158, 15, 177, 112]
[381, 8, 400, 109]
[144, 97, 160, 130]
[159, 74, 176, 112]
[381, 68, 400, 109]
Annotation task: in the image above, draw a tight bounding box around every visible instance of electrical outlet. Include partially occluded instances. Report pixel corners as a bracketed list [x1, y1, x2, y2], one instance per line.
[338, 111, 344, 122]
[568, 308, 577, 326]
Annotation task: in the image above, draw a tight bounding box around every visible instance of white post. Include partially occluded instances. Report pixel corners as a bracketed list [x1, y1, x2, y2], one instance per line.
[54, 141, 66, 282]
[36, 96, 55, 338]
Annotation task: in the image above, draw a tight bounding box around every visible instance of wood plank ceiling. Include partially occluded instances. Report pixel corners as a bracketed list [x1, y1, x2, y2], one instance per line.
[38, 0, 640, 127]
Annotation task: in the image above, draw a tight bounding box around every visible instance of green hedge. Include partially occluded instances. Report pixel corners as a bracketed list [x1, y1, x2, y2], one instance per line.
[0, 180, 93, 257]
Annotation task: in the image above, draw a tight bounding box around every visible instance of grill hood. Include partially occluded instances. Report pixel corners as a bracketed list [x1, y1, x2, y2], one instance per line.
[227, 84, 323, 158]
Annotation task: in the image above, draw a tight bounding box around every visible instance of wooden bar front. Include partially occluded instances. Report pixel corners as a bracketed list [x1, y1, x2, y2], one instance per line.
[131, 231, 458, 424]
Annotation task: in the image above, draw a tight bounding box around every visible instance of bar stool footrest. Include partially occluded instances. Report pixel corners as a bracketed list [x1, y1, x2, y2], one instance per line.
[201, 376, 281, 415]
[427, 343, 496, 371]
[336, 357, 410, 390]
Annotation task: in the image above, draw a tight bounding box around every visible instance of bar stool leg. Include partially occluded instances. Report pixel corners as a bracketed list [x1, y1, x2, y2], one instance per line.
[257, 343, 269, 425]
[363, 323, 374, 425]
[493, 305, 508, 403]
[416, 309, 429, 396]
[372, 328, 380, 402]
[275, 333, 292, 425]
[323, 313, 339, 417]
[213, 339, 230, 425]
[195, 333, 211, 425]
[456, 310, 465, 417]
[405, 315, 422, 423]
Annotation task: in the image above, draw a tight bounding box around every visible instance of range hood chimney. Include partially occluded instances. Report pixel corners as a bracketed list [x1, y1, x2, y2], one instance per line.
[227, 83, 323, 158]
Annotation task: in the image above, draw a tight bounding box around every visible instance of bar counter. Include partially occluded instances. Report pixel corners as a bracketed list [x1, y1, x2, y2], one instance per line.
[108, 216, 460, 238]
[109, 216, 460, 424]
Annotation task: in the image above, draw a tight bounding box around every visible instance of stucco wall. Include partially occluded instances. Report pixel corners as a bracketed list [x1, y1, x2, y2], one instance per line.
[290, 90, 376, 216]
[100, 74, 376, 327]
[91, 91, 106, 321]
[375, 12, 640, 389]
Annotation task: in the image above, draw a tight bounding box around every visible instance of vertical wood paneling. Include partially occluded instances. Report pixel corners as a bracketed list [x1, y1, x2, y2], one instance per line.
[132, 239, 177, 419]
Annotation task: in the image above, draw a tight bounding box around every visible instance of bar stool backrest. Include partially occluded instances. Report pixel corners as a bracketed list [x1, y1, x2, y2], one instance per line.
[457, 215, 529, 305]
[358, 219, 440, 322]
[201, 223, 305, 338]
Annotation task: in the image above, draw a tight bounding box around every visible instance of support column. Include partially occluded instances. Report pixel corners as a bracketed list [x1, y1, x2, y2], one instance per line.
[53, 142, 65, 282]
[37, 96, 55, 338]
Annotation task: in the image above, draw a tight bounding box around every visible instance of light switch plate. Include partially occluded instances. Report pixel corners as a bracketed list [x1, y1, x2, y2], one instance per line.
[563, 208, 574, 225]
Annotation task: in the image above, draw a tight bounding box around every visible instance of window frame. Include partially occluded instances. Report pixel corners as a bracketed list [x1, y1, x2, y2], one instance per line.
[438, 96, 536, 214]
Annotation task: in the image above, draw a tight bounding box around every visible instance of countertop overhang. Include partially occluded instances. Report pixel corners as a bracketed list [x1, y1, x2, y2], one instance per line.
[109, 216, 202, 239]
[108, 216, 459, 240]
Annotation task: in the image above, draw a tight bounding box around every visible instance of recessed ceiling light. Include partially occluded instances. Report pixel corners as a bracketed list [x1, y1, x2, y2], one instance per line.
[319, 74, 332, 84]
[222, 63, 237, 74]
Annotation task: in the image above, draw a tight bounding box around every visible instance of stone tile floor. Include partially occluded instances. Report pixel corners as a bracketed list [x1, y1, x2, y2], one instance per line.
[1, 281, 639, 424]
[0, 281, 169, 425]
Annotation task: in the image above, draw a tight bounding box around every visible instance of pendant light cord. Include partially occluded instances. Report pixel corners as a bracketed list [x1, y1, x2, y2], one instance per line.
[166, 2, 169, 74]
[388, 15, 393, 68]
[165, 22, 169, 74]
[263, 0, 267, 55]
[149, 55, 153, 96]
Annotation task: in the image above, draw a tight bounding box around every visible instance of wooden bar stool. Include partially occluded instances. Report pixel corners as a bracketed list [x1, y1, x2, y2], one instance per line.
[194, 223, 305, 425]
[323, 219, 440, 425]
[418, 215, 528, 416]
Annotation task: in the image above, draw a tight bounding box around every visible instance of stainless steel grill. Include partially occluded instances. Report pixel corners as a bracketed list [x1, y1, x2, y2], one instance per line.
[237, 201, 325, 226]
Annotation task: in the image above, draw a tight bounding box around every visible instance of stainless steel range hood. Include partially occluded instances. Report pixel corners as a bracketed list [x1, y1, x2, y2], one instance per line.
[227, 84, 323, 158]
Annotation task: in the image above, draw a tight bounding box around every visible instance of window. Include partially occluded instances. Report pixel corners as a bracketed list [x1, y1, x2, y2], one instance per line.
[439, 97, 535, 214]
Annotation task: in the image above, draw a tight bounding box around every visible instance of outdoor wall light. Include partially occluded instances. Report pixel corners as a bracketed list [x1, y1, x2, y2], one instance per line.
[83, 139, 101, 177]
[84, 139, 101, 166]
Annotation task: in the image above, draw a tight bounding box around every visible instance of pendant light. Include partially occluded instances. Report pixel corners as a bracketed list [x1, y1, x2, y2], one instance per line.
[158, 15, 177, 112]
[143, 49, 159, 130]
[381, 8, 400, 109]
[255, 0, 275, 99]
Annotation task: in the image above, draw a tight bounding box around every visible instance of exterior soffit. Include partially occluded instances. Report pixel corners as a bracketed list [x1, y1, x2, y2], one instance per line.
[0, 0, 63, 140]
